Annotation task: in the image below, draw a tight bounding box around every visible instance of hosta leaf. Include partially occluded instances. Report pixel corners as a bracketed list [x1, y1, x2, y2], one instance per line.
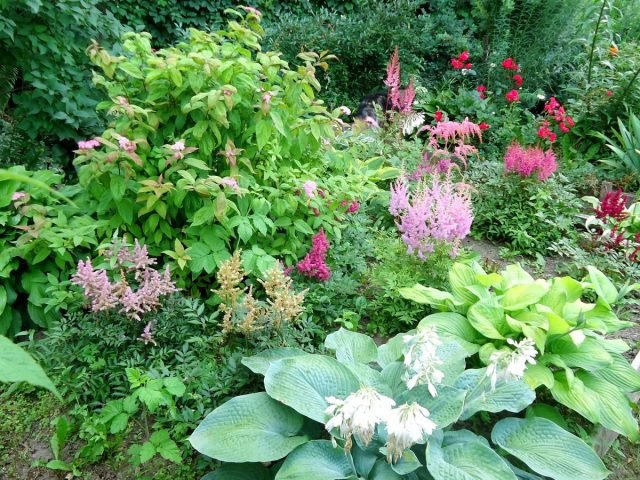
[188, 392, 308, 462]
[586, 266, 618, 304]
[275, 440, 355, 480]
[549, 372, 600, 423]
[491, 417, 609, 480]
[265, 355, 360, 423]
[396, 384, 465, 429]
[502, 282, 549, 311]
[202, 463, 273, 480]
[399, 284, 461, 311]
[343, 363, 393, 396]
[546, 336, 612, 371]
[0, 335, 60, 398]
[325, 328, 378, 364]
[418, 313, 479, 349]
[590, 352, 640, 393]
[377, 331, 410, 368]
[455, 369, 535, 420]
[426, 430, 516, 480]
[241, 348, 307, 376]
[369, 458, 403, 479]
[467, 300, 506, 339]
[449, 263, 482, 305]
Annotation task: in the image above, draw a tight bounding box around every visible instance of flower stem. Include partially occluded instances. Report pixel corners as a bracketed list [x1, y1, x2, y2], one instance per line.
[586, 0, 608, 111]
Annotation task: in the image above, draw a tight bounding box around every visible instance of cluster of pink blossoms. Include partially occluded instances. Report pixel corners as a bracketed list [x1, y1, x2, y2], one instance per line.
[71, 240, 178, 344]
[390, 175, 473, 259]
[503, 143, 558, 181]
[297, 230, 331, 282]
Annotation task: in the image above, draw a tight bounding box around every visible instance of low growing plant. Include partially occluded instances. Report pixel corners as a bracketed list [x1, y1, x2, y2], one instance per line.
[400, 261, 640, 441]
[190, 327, 610, 479]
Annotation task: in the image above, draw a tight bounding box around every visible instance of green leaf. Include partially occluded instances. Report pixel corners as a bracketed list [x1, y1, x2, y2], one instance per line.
[116, 198, 134, 224]
[418, 313, 479, 352]
[0, 286, 6, 316]
[399, 284, 461, 311]
[377, 332, 408, 368]
[449, 263, 482, 305]
[467, 301, 506, 339]
[586, 266, 618, 304]
[264, 355, 360, 423]
[590, 352, 640, 393]
[491, 417, 609, 480]
[110, 175, 126, 201]
[184, 158, 210, 170]
[293, 219, 313, 235]
[138, 442, 157, 463]
[256, 120, 272, 151]
[397, 385, 465, 429]
[546, 336, 612, 371]
[325, 328, 378, 364]
[389, 448, 422, 475]
[163, 377, 186, 397]
[523, 364, 555, 389]
[202, 464, 273, 480]
[426, 430, 516, 480]
[502, 282, 549, 311]
[275, 440, 355, 480]
[455, 369, 535, 420]
[156, 437, 182, 463]
[189, 392, 309, 462]
[0, 335, 60, 398]
[241, 348, 307, 376]
[369, 458, 403, 479]
[110, 412, 129, 434]
[549, 372, 601, 423]
[191, 204, 215, 226]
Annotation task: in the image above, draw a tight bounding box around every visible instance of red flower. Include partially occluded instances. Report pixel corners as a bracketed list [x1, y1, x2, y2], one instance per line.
[607, 90, 613, 97]
[435, 111, 443, 122]
[566, 115, 575, 127]
[501, 57, 519, 70]
[549, 132, 557, 142]
[513, 74, 523, 87]
[595, 189, 628, 221]
[544, 97, 560, 114]
[537, 126, 551, 139]
[558, 122, 570, 133]
[505, 89, 520, 103]
[476, 84, 487, 99]
[479, 122, 490, 130]
[458, 51, 470, 62]
[450, 58, 464, 69]
[465, 62, 473, 69]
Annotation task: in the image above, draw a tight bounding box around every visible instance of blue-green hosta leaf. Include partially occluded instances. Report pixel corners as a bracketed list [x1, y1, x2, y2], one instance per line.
[491, 417, 609, 480]
[549, 372, 600, 423]
[275, 441, 356, 480]
[265, 355, 360, 423]
[591, 352, 640, 393]
[343, 362, 393, 397]
[241, 348, 307, 376]
[396, 385, 465, 429]
[455, 369, 535, 420]
[369, 458, 403, 479]
[502, 281, 549, 311]
[586, 266, 618, 305]
[325, 328, 378, 364]
[399, 284, 462, 311]
[202, 463, 272, 480]
[388, 448, 422, 475]
[467, 301, 507, 339]
[0, 335, 60, 398]
[351, 443, 379, 478]
[546, 336, 612, 371]
[578, 371, 639, 441]
[377, 331, 412, 368]
[418, 313, 479, 353]
[426, 430, 516, 480]
[188, 392, 308, 462]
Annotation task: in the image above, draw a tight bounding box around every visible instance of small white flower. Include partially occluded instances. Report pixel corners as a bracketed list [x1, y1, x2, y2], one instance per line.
[402, 326, 444, 395]
[490, 63, 497, 68]
[324, 387, 395, 451]
[401, 112, 425, 136]
[461, 69, 468, 76]
[569, 329, 586, 346]
[385, 403, 437, 463]
[537, 94, 546, 100]
[486, 338, 538, 390]
[338, 106, 351, 116]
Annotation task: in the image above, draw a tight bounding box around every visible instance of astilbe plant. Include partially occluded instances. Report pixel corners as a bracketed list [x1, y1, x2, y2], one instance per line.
[389, 174, 473, 259]
[214, 250, 306, 337]
[503, 143, 558, 181]
[384, 48, 423, 135]
[71, 239, 177, 343]
[296, 230, 331, 282]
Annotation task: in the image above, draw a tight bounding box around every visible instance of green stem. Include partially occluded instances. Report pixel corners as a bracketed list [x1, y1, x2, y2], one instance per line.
[612, 64, 640, 113]
[586, 0, 608, 112]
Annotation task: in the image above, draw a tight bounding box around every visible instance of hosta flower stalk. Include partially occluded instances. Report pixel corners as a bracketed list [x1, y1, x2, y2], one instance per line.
[385, 402, 437, 463]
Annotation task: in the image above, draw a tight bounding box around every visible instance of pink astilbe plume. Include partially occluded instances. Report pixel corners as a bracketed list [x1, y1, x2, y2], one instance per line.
[422, 118, 482, 147]
[504, 143, 558, 181]
[389, 175, 473, 259]
[385, 47, 401, 110]
[397, 78, 416, 113]
[297, 230, 331, 282]
[71, 259, 118, 312]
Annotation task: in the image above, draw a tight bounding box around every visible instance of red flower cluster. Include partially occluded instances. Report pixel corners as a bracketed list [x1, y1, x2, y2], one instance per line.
[543, 97, 574, 133]
[451, 51, 472, 70]
[435, 111, 443, 122]
[537, 121, 557, 143]
[501, 57, 519, 70]
[513, 74, 523, 87]
[476, 84, 487, 99]
[595, 190, 628, 221]
[297, 230, 331, 282]
[505, 89, 520, 103]
[479, 122, 490, 130]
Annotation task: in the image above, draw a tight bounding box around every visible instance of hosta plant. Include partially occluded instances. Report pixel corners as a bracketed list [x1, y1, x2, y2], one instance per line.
[74, 8, 380, 288]
[190, 327, 609, 480]
[400, 261, 640, 441]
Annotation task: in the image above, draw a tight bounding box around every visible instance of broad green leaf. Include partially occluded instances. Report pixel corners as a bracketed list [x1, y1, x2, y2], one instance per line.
[500, 264, 533, 289]
[491, 417, 609, 480]
[202, 463, 273, 480]
[418, 313, 478, 347]
[369, 458, 403, 479]
[467, 301, 506, 339]
[549, 372, 600, 423]
[188, 392, 308, 462]
[399, 284, 461, 311]
[377, 331, 410, 368]
[0, 286, 6, 316]
[591, 352, 640, 393]
[264, 355, 360, 423]
[0, 335, 60, 398]
[449, 263, 481, 305]
[397, 384, 465, 429]
[546, 336, 612, 371]
[389, 448, 422, 475]
[343, 363, 393, 396]
[110, 175, 126, 201]
[163, 377, 186, 397]
[525, 404, 568, 429]
[586, 266, 618, 304]
[455, 369, 535, 420]
[275, 440, 355, 480]
[426, 430, 516, 480]
[523, 364, 554, 389]
[241, 348, 307, 376]
[325, 328, 378, 364]
[502, 282, 549, 311]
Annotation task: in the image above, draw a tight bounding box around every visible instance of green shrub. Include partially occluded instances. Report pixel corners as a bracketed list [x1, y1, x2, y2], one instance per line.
[466, 161, 582, 257]
[401, 261, 640, 441]
[0, 0, 124, 141]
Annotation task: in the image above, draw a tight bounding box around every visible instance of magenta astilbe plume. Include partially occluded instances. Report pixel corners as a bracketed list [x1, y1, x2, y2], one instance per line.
[390, 176, 473, 259]
[595, 189, 628, 221]
[504, 143, 557, 181]
[297, 230, 331, 282]
[385, 47, 401, 110]
[397, 78, 416, 113]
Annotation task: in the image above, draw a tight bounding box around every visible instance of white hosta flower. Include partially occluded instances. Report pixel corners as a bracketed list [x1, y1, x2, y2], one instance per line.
[486, 338, 538, 390]
[385, 402, 437, 463]
[325, 387, 395, 451]
[400, 112, 425, 136]
[537, 94, 546, 100]
[569, 329, 586, 346]
[402, 326, 445, 395]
